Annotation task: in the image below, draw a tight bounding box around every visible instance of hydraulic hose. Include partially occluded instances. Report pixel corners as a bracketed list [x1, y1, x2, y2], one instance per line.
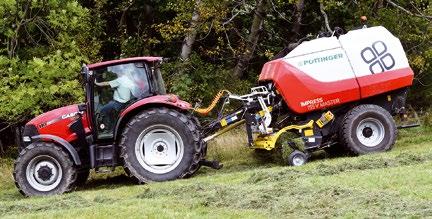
[194, 90, 230, 115]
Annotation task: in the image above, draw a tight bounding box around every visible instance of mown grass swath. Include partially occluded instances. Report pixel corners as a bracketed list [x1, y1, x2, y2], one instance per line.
[1, 126, 432, 218]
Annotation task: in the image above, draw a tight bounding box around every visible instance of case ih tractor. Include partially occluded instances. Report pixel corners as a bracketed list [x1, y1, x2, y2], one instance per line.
[14, 26, 414, 196]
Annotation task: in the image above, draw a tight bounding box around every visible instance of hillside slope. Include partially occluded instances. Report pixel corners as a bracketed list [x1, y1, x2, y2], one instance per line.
[1, 128, 432, 218]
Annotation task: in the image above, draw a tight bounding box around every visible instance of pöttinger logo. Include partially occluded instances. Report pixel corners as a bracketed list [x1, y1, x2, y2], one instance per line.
[360, 41, 395, 74]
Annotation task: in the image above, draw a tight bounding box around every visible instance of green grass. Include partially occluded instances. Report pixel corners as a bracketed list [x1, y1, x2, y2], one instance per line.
[1, 126, 432, 218]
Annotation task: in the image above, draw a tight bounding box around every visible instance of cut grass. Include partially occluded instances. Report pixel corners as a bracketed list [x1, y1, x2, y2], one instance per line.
[1, 126, 432, 218]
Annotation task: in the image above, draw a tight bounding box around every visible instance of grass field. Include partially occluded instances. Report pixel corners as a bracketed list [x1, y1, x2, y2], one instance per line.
[1, 127, 432, 218]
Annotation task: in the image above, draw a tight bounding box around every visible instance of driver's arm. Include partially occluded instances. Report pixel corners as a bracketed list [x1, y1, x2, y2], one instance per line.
[95, 81, 110, 87]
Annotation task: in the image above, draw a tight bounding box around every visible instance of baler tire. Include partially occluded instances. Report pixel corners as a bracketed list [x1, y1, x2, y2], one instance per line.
[13, 142, 77, 196]
[339, 104, 396, 155]
[120, 108, 202, 183]
[287, 150, 307, 166]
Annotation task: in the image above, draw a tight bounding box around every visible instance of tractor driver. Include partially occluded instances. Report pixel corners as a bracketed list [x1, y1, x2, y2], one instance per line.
[95, 65, 137, 132]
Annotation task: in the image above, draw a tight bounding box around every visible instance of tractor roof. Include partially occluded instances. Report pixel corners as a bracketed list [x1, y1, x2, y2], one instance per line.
[88, 56, 162, 70]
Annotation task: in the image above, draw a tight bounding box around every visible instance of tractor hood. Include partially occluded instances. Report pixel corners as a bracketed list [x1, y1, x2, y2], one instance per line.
[27, 104, 81, 128]
[24, 104, 90, 144]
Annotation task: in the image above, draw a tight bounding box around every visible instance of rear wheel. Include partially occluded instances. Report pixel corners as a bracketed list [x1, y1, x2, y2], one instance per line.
[339, 104, 396, 155]
[13, 142, 77, 196]
[120, 108, 201, 182]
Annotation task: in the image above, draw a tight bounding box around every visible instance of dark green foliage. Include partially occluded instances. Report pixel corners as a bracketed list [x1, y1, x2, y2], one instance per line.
[0, 0, 431, 147]
[0, 0, 100, 124]
[162, 54, 251, 103]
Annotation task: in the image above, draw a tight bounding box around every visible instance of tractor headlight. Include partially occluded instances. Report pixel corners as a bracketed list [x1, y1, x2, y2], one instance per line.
[23, 136, 31, 142]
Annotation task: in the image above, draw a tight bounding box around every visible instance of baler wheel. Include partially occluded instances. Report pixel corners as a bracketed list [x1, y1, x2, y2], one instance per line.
[339, 104, 396, 155]
[120, 107, 202, 183]
[13, 142, 77, 196]
[287, 150, 307, 166]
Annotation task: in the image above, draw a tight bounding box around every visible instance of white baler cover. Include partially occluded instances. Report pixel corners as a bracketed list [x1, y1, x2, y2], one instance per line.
[284, 26, 409, 82]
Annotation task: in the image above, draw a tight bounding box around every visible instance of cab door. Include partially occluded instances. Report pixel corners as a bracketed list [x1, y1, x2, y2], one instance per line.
[91, 62, 151, 140]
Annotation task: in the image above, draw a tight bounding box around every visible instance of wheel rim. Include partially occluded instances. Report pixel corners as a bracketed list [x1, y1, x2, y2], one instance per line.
[26, 155, 63, 192]
[292, 154, 305, 166]
[135, 124, 184, 174]
[356, 118, 385, 147]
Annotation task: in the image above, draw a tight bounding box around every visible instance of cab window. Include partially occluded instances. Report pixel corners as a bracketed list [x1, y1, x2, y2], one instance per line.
[93, 62, 150, 139]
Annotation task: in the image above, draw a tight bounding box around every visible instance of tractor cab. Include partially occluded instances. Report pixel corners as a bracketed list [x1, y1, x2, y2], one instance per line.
[82, 57, 166, 140]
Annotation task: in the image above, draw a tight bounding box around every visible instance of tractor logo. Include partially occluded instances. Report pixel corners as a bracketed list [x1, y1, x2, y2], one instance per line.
[361, 41, 395, 74]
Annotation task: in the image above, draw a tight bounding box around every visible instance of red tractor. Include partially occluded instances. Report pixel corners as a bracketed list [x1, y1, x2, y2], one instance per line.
[14, 26, 416, 196]
[14, 57, 209, 196]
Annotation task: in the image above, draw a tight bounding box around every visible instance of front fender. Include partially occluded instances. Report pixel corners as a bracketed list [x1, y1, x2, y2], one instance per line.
[114, 95, 192, 141]
[31, 134, 82, 166]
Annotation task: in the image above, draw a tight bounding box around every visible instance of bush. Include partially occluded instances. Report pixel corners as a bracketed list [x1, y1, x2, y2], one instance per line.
[162, 54, 252, 104]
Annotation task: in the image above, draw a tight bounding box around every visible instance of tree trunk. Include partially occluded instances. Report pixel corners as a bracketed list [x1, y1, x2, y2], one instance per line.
[8, 0, 32, 58]
[233, 0, 268, 79]
[0, 140, 4, 156]
[373, 0, 384, 14]
[272, 0, 305, 60]
[290, 0, 305, 41]
[319, 1, 332, 32]
[180, 0, 201, 60]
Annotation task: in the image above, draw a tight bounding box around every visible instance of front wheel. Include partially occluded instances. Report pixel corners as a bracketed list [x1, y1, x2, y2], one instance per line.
[339, 104, 396, 155]
[120, 108, 202, 182]
[287, 150, 307, 166]
[13, 142, 77, 196]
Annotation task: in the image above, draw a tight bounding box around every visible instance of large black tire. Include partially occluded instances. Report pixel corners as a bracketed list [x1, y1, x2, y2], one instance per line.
[120, 108, 202, 183]
[339, 104, 396, 155]
[13, 142, 77, 196]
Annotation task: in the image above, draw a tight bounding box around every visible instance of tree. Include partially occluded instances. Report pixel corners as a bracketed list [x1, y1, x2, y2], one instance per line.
[0, 0, 100, 124]
[233, 0, 268, 79]
[180, 0, 201, 60]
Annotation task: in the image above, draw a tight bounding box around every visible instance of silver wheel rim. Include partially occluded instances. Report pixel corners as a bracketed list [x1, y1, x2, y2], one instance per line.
[356, 118, 385, 147]
[26, 155, 62, 192]
[292, 154, 305, 166]
[135, 124, 184, 174]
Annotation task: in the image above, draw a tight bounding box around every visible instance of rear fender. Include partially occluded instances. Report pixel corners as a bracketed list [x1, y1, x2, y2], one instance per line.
[114, 95, 192, 141]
